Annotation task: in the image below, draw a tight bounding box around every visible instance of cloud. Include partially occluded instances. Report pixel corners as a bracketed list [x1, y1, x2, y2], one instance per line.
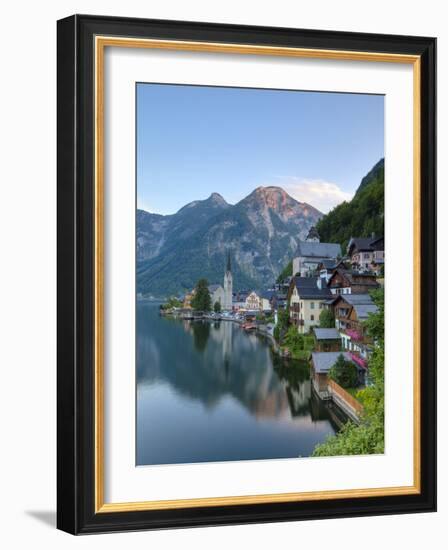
[279, 177, 353, 213]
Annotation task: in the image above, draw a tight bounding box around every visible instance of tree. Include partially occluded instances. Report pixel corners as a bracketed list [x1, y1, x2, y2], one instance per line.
[319, 308, 335, 328]
[283, 326, 304, 355]
[274, 306, 290, 343]
[329, 354, 358, 388]
[213, 301, 221, 313]
[313, 289, 385, 457]
[160, 296, 183, 310]
[316, 159, 384, 251]
[190, 279, 211, 312]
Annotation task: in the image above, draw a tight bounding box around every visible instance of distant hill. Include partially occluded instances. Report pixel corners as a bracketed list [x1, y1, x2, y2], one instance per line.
[315, 159, 384, 252]
[137, 187, 322, 297]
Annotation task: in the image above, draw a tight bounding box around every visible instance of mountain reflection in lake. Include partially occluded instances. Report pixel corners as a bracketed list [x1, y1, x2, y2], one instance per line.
[137, 301, 341, 465]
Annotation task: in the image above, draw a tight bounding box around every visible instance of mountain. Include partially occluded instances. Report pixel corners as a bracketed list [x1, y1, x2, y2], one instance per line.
[356, 158, 384, 195]
[137, 186, 322, 297]
[315, 159, 384, 251]
[137, 192, 229, 261]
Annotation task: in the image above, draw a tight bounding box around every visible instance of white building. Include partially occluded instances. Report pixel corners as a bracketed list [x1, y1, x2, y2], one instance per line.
[292, 228, 342, 278]
[208, 284, 225, 307]
[245, 291, 262, 311]
[223, 252, 233, 310]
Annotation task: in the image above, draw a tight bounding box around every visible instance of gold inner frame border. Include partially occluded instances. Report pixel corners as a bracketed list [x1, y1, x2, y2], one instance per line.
[94, 35, 421, 513]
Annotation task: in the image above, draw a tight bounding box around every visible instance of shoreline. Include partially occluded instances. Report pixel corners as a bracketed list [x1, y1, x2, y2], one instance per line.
[157, 305, 361, 423]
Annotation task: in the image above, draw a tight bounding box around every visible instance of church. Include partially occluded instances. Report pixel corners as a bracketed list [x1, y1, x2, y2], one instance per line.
[208, 252, 233, 311]
[292, 227, 342, 277]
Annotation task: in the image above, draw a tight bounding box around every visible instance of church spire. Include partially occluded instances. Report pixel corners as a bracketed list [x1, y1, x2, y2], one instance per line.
[226, 250, 231, 273]
[223, 251, 233, 310]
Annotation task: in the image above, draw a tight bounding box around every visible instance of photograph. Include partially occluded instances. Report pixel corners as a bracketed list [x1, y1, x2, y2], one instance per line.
[135, 83, 385, 466]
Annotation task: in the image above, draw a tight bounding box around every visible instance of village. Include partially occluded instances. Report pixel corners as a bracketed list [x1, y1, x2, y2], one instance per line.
[161, 226, 384, 426]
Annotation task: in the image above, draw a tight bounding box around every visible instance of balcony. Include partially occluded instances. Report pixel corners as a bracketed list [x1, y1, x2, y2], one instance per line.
[349, 352, 368, 370]
[345, 329, 363, 341]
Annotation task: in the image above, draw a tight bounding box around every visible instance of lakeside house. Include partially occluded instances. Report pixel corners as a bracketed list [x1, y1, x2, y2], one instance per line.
[260, 290, 276, 313]
[331, 294, 378, 362]
[232, 290, 249, 310]
[292, 227, 342, 277]
[311, 351, 364, 421]
[313, 328, 342, 352]
[326, 265, 380, 295]
[311, 352, 353, 394]
[245, 291, 262, 311]
[347, 235, 384, 274]
[183, 289, 195, 309]
[287, 276, 333, 334]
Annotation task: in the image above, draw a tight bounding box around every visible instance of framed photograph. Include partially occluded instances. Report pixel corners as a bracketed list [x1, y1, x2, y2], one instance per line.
[57, 14, 436, 534]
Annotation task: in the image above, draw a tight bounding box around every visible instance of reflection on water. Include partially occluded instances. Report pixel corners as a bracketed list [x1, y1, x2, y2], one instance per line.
[137, 301, 341, 465]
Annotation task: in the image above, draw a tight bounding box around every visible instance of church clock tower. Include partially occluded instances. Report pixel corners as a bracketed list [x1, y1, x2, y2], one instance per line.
[223, 251, 233, 310]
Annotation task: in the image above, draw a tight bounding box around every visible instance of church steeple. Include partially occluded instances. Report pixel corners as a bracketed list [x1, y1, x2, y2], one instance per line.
[226, 250, 231, 273]
[223, 251, 233, 310]
[306, 226, 320, 243]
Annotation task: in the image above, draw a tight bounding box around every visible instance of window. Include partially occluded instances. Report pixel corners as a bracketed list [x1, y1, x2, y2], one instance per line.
[319, 302, 323, 309]
[363, 253, 370, 259]
[310, 302, 315, 309]
[310, 315, 314, 321]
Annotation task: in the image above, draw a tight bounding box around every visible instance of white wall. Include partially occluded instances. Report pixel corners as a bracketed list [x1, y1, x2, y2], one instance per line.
[0, 0, 445, 548]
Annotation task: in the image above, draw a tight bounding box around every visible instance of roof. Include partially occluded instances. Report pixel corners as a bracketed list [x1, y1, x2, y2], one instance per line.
[318, 258, 339, 269]
[208, 284, 223, 293]
[233, 290, 249, 299]
[328, 267, 380, 288]
[289, 276, 332, 299]
[293, 276, 320, 288]
[348, 237, 373, 251]
[296, 241, 342, 259]
[370, 236, 384, 250]
[312, 352, 352, 373]
[313, 328, 341, 340]
[348, 236, 384, 254]
[260, 290, 276, 300]
[298, 286, 333, 299]
[353, 304, 378, 319]
[340, 294, 375, 305]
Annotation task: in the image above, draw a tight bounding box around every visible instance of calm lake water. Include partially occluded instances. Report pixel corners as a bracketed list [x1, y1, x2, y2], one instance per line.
[137, 301, 344, 466]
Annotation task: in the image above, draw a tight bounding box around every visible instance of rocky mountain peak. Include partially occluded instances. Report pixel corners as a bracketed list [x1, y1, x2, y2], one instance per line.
[244, 186, 294, 208]
[137, 185, 323, 297]
[207, 192, 228, 206]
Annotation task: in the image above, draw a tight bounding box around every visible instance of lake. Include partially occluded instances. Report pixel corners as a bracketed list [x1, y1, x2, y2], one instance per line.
[137, 301, 344, 465]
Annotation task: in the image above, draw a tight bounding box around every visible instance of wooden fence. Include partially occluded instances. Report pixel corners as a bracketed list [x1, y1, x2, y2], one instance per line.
[328, 379, 364, 417]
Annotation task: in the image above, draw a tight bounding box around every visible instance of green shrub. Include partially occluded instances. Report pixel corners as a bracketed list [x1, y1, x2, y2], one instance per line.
[319, 308, 335, 328]
[329, 354, 358, 389]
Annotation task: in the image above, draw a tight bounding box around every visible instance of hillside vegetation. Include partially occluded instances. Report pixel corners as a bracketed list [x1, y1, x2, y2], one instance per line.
[316, 158, 384, 251]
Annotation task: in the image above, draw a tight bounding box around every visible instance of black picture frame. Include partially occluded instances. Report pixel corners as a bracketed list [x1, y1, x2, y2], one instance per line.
[57, 14, 436, 535]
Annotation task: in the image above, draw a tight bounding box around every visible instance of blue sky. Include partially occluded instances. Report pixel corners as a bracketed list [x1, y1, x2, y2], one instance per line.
[137, 83, 384, 215]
